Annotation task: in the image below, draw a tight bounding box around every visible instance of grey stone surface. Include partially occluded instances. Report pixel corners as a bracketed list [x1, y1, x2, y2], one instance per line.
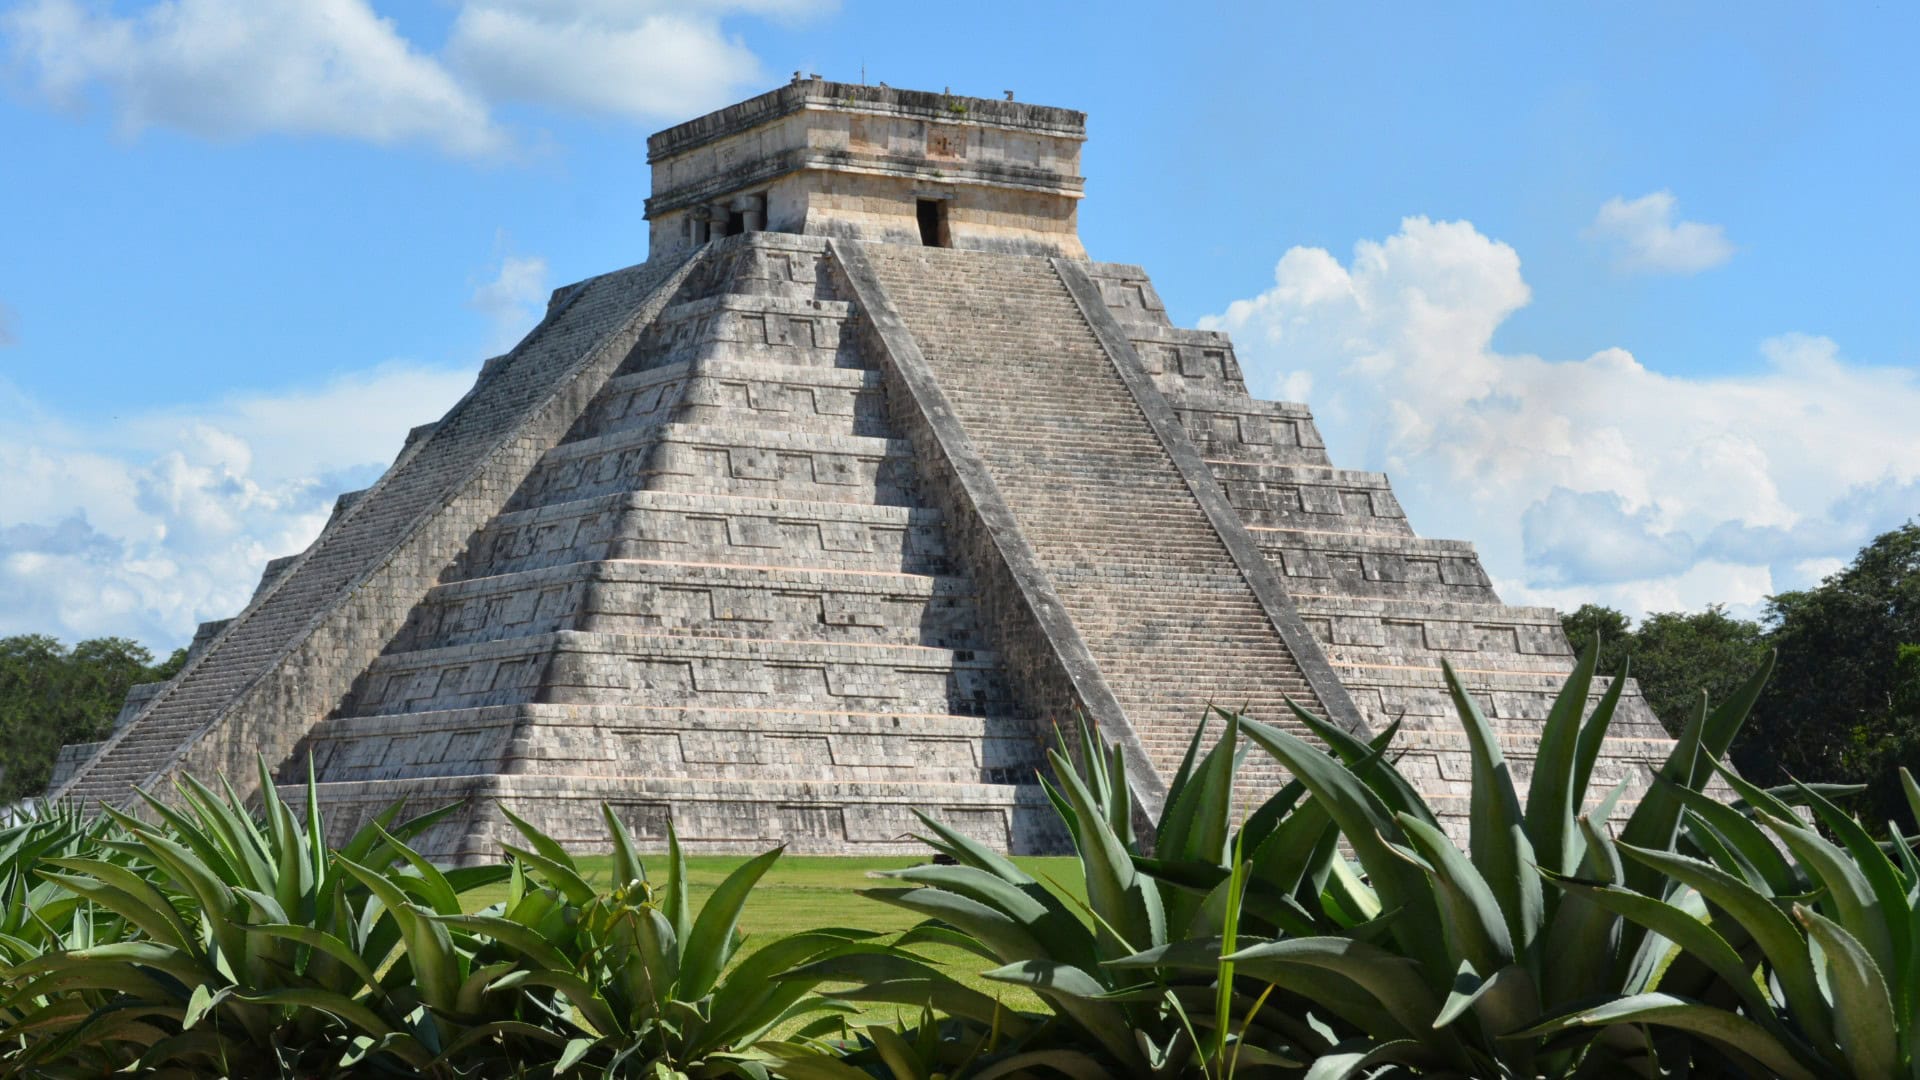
[53, 81, 1695, 856]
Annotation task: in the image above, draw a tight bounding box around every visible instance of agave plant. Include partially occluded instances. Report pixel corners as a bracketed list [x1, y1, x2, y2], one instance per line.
[1110, 643, 1789, 1077]
[754, 1005, 1071, 1080]
[785, 718, 1317, 1077]
[1522, 765, 1920, 1079]
[0, 761, 507, 1077]
[448, 805, 876, 1078]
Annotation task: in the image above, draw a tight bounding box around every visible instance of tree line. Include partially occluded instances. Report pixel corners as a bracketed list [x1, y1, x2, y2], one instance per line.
[1564, 521, 1919, 834]
[0, 636, 185, 803]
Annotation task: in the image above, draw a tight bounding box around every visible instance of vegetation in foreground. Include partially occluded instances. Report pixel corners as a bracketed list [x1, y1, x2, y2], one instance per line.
[1, 643, 1918, 1077]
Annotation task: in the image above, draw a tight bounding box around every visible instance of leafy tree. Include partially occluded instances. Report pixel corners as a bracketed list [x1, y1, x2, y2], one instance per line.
[1738, 524, 1920, 806]
[0, 635, 180, 803]
[1630, 606, 1769, 733]
[1560, 603, 1632, 677]
[1559, 603, 1766, 737]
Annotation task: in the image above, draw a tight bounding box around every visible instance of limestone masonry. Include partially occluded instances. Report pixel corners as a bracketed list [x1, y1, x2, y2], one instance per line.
[48, 79, 1679, 860]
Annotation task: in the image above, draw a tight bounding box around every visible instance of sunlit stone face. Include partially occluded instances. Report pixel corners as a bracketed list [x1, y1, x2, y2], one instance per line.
[645, 79, 1087, 259]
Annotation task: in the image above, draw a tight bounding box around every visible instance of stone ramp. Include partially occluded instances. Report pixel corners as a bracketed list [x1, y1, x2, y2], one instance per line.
[54, 252, 701, 810]
[849, 244, 1360, 784]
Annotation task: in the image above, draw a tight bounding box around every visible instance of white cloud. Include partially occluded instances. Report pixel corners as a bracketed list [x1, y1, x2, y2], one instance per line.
[445, 1, 781, 120]
[0, 363, 475, 650]
[1202, 216, 1920, 619]
[469, 253, 549, 352]
[3, 0, 505, 156]
[2, 0, 836, 156]
[1587, 190, 1735, 274]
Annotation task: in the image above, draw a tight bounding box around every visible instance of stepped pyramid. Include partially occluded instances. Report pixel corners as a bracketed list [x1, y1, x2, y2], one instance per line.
[50, 79, 1678, 860]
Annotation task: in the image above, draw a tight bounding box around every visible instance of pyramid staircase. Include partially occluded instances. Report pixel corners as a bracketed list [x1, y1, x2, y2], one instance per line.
[286, 235, 1061, 859]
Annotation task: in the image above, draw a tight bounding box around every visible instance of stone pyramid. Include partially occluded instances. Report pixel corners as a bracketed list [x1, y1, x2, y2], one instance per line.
[50, 79, 1678, 861]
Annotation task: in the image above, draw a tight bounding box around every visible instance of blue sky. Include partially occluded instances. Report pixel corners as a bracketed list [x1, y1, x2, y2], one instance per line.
[1, 1, 1915, 651]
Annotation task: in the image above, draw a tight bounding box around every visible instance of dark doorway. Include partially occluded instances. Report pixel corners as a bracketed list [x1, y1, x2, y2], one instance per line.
[916, 199, 949, 247]
[725, 209, 747, 237]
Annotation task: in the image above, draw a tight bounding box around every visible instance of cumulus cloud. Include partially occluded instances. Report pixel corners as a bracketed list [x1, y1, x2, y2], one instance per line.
[469, 253, 549, 352]
[3, 0, 506, 156]
[1202, 216, 1920, 618]
[445, 1, 801, 120]
[0, 364, 475, 649]
[2, 0, 833, 155]
[1587, 190, 1735, 275]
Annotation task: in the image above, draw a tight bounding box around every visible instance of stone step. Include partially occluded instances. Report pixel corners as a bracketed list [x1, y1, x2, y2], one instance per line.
[281, 772, 1068, 862]
[628, 289, 863, 373]
[508, 422, 920, 510]
[337, 630, 1017, 719]
[457, 490, 954, 579]
[386, 558, 984, 651]
[296, 701, 1047, 787]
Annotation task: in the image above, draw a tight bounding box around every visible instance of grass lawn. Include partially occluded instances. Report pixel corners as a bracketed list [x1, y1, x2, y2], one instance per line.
[464, 853, 1086, 1023]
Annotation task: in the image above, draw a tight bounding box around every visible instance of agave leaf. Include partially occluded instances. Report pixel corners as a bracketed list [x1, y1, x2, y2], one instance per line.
[679, 844, 783, 999]
[1656, 778, 1798, 895]
[1524, 637, 1599, 878]
[781, 952, 1032, 1033]
[1613, 842, 1833, 1051]
[600, 804, 647, 889]
[663, 818, 691, 948]
[37, 861, 193, 952]
[1302, 1037, 1441, 1080]
[895, 922, 1002, 963]
[1287, 703, 1437, 832]
[704, 931, 876, 1046]
[1442, 661, 1544, 952]
[1157, 711, 1214, 851]
[500, 844, 595, 906]
[980, 959, 1146, 1071]
[1761, 813, 1898, 983]
[971, 1048, 1115, 1080]
[1225, 936, 1441, 1039]
[1154, 711, 1238, 877]
[489, 968, 619, 1039]
[332, 852, 461, 1013]
[1241, 717, 1449, 982]
[1794, 904, 1899, 1079]
[251, 923, 381, 990]
[1046, 744, 1164, 956]
[909, 811, 1037, 886]
[861, 887, 1052, 970]
[1539, 816, 1631, 1006]
[1569, 656, 1630, 811]
[1518, 992, 1818, 1080]
[430, 912, 572, 972]
[1789, 779, 1912, 990]
[372, 824, 462, 917]
[1394, 813, 1515, 978]
[256, 758, 313, 924]
[1615, 690, 1709, 901]
[1543, 869, 1782, 1029]
[499, 805, 578, 872]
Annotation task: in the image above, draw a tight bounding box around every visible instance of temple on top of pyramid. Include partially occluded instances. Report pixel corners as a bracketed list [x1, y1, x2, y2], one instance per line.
[47, 78, 1678, 862]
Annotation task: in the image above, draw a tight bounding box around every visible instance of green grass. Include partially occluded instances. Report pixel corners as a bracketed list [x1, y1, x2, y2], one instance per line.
[465, 853, 1086, 1022]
